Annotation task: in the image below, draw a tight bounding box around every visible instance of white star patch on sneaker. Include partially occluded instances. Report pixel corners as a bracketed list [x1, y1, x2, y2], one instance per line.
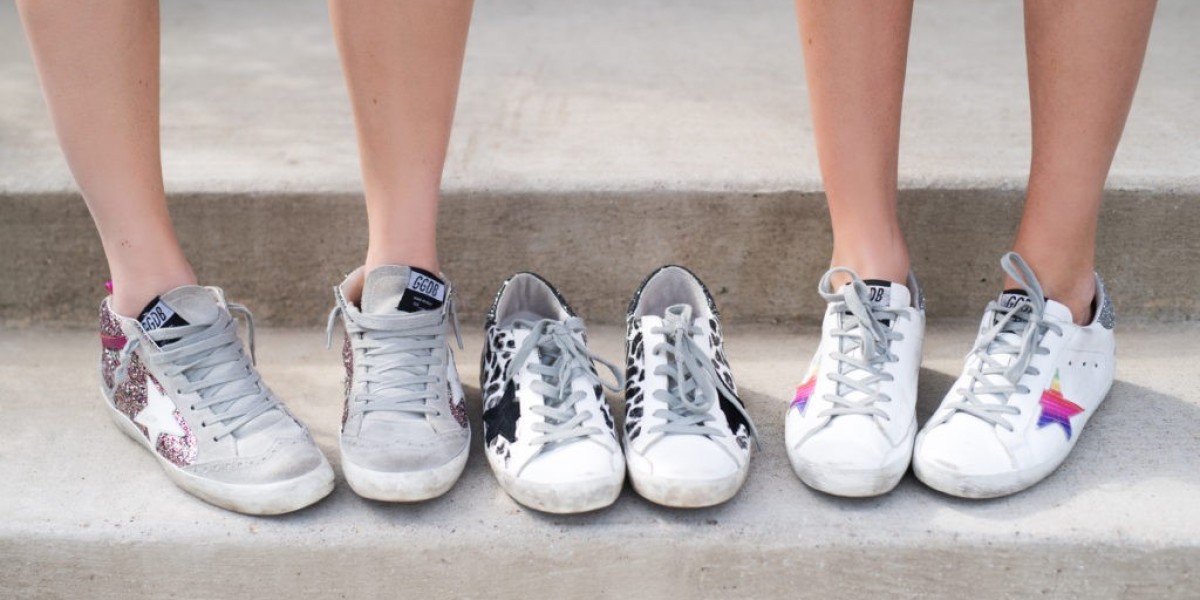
[135, 377, 185, 442]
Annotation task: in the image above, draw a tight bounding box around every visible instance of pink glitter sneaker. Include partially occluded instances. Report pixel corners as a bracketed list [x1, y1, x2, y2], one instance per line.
[100, 285, 334, 515]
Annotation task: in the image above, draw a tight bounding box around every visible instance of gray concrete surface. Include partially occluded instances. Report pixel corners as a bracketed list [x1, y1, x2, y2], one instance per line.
[2, 0, 1197, 194]
[3, 189, 1200, 328]
[1, 1, 1198, 326]
[2, 323, 1199, 598]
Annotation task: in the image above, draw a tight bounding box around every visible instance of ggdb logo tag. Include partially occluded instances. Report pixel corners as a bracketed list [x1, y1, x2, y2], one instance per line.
[140, 301, 177, 331]
[408, 272, 446, 301]
[397, 268, 447, 312]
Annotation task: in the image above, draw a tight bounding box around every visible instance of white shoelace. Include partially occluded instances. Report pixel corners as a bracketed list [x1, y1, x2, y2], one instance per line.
[647, 304, 759, 446]
[816, 268, 906, 420]
[504, 317, 623, 446]
[116, 303, 276, 441]
[326, 297, 463, 419]
[943, 253, 1063, 430]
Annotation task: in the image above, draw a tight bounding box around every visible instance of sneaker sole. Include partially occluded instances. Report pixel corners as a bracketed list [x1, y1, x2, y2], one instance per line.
[913, 433, 1084, 500]
[102, 388, 335, 516]
[626, 458, 750, 508]
[787, 422, 915, 498]
[486, 452, 624, 514]
[911, 457, 1062, 499]
[912, 383, 1108, 499]
[340, 441, 469, 502]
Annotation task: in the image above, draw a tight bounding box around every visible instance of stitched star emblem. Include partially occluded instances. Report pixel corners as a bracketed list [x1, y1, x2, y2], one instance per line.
[482, 380, 520, 445]
[134, 377, 185, 443]
[792, 358, 820, 413]
[1036, 369, 1085, 439]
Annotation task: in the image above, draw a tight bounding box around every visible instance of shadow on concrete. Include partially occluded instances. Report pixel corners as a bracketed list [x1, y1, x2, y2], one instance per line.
[272, 372, 1200, 529]
[916, 379, 1200, 519]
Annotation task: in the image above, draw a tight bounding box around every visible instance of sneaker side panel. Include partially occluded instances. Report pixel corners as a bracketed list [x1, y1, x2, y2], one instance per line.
[480, 323, 520, 469]
[99, 299, 200, 468]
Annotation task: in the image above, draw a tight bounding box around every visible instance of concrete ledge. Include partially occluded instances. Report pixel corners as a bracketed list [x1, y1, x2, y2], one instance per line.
[2, 189, 1198, 327]
[2, 323, 1199, 598]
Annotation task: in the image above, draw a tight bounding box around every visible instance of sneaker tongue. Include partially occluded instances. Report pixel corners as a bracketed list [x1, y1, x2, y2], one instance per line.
[662, 303, 695, 328]
[992, 289, 1029, 325]
[993, 289, 1074, 324]
[859, 279, 911, 311]
[137, 286, 219, 345]
[361, 266, 446, 314]
[998, 289, 1031, 310]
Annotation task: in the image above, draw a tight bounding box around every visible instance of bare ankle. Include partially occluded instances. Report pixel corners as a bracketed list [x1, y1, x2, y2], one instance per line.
[364, 248, 439, 277]
[1004, 259, 1096, 325]
[829, 245, 910, 287]
[109, 270, 197, 317]
[1047, 275, 1097, 326]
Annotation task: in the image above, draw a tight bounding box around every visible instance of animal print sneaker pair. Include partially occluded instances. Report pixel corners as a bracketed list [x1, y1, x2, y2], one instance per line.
[785, 252, 1115, 499]
[480, 266, 757, 513]
[99, 264, 468, 514]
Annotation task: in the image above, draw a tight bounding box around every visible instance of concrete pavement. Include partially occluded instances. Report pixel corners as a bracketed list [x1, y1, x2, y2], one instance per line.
[2, 322, 1199, 598]
[2, 0, 1196, 194]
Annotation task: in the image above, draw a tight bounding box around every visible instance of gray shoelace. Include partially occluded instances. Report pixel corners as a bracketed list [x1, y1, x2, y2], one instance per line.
[943, 253, 1063, 430]
[116, 303, 276, 441]
[505, 317, 623, 447]
[647, 304, 759, 446]
[326, 297, 463, 419]
[817, 268, 905, 420]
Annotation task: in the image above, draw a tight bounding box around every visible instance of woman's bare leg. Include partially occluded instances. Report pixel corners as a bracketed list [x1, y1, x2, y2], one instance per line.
[795, 0, 915, 284]
[1012, 0, 1157, 323]
[327, 0, 474, 278]
[17, 0, 194, 316]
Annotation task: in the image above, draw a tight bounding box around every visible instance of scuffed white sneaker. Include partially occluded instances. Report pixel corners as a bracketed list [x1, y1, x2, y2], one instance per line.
[329, 266, 470, 502]
[479, 273, 625, 514]
[785, 269, 925, 497]
[913, 252, 1116, 499]
[623, 266, 758, 508]
[100, 285, 334, 515]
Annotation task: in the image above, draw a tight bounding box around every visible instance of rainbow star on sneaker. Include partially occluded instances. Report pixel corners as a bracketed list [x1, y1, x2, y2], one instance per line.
[791, 359, 820, 413]
[1036, 369, 1084, 439]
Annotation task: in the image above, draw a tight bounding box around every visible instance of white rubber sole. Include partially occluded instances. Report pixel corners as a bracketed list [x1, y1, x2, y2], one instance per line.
[912, 454, 1070, 499]
[787, 424, 915, 498]
[102, 390, 335, 516]
[913, 391, 1105, 499]
[913, 428, 1089, 499]
[626, 457, 750, 508]
[486, 451, 624, 514]
[341, 441, 469, 502]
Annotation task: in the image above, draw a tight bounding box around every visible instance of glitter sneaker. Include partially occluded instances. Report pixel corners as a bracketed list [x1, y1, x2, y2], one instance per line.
[913, 252, 1116, 498]
[328, 266, 470, 502]
[784, 269, 925, 497]
[623, 266, 758, 508]
[99, 285, 334, 515]
[480, 273, 625, 513]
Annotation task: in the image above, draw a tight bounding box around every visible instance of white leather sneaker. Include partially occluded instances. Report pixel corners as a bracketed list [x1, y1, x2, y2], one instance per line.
[913, 252, 1115, 499]
[480, 273, 625, 514]
[623, 266, 758, 508]
[785, 269, 925, 497]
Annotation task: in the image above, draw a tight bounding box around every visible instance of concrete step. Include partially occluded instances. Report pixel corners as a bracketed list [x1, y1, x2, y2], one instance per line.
[2, 323, 1198, 598]
[2, 0, 1198, 326]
